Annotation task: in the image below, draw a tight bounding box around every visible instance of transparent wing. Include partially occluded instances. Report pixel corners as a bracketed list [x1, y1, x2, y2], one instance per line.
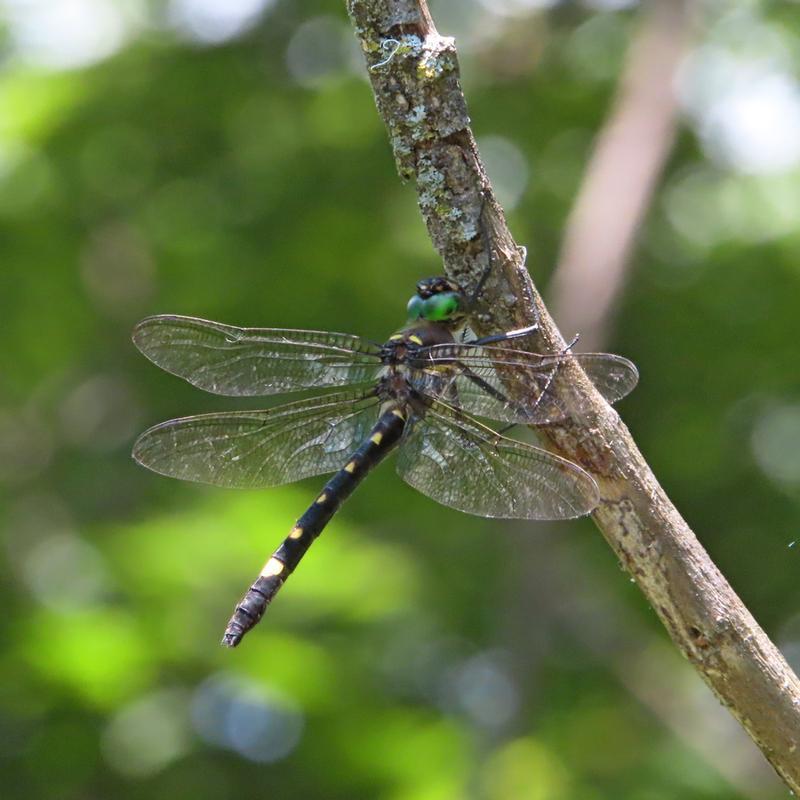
[410, 344, 638, 425]
[132, 391, 382, 488]
[133, 315, 383, 396]
[396, 401, 599, 519]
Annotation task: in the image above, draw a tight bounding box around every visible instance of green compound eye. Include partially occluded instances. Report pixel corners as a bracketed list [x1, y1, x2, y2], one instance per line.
[406, 294, 425, 319]
[423, 292, 461, 321]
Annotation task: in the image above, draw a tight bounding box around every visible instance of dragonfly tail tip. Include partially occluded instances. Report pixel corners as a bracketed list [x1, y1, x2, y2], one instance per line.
[221, 631, 243, 648]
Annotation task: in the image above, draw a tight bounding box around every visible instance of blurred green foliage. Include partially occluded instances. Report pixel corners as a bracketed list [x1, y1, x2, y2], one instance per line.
[0, 1, 799, 798]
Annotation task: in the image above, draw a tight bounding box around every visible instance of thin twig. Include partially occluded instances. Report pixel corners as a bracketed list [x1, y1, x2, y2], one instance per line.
[549, 0, 692, 349]
[346, 0, 800, 790]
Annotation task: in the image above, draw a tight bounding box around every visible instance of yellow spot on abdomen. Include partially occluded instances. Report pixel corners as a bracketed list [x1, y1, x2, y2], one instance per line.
[260, 557, 285, 577]
[371, 432, 383, 445]
[344, 461, 356, 474]
[316, 493, 328, 504]
[289, 526, 303, 540]
[391, 408, 405, 419]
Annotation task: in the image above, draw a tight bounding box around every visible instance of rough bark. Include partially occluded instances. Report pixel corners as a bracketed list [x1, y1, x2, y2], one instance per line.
[346, 0, 800, 790]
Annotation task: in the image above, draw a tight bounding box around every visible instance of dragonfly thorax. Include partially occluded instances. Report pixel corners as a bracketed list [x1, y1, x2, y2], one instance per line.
[380, 321, 458, 367]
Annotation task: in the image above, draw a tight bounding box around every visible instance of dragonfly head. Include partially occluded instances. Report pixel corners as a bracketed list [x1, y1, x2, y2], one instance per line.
[406, 277, 466, 323]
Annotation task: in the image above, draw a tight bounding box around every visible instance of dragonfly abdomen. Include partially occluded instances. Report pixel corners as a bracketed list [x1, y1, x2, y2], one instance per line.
[221, 406, 407, 647]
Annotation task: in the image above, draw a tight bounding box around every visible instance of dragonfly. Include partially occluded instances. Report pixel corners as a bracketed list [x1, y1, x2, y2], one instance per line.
[132, 276, 638, 647]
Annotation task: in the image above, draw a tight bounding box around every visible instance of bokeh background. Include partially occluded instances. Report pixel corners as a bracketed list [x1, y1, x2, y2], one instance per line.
[1, 0, 799, 798]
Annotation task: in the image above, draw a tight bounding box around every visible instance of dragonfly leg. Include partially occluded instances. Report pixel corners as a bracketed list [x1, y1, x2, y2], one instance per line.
[471, 324, 539, 346]
[564, 332, 580, 351]
[455, 359, 548, 425]
[456, 361, 511, 405]
[467, 189, 494, 308]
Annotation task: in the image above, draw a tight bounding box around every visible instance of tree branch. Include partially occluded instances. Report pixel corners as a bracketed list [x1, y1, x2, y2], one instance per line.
[549, 0, 692, 349]
[346, 0, 800, 790]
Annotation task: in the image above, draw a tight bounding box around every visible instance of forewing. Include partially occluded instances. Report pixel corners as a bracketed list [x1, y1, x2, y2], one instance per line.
[133, 315, 383, 396]
[396, 401, 599, 519]
[132, 391, 381, 488]
[411, 344, 638, 425]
